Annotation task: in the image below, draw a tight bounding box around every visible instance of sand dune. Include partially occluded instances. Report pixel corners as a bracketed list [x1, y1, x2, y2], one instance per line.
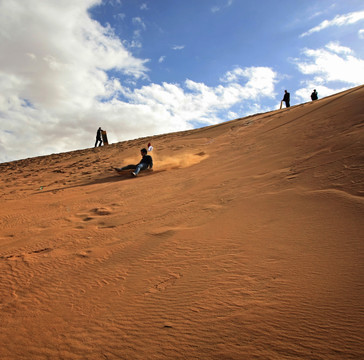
[0, 85, 363, 359]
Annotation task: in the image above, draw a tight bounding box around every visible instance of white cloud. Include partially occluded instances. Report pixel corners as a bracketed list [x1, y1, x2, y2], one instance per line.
[301, 10, 364, 37]
[359, 29, 364, 39]
[220, 67, 245, 82]
[325, 41, 353, 54]
[295, 42, 364, 84]
[172, 45, 185, 50]
[308, 11, 324, 20]
[131, 17, 146, 43]
[211, 0, 233, 13]
[114, 13, 126, 21]
[123, 39, 142, 49]
[158, 56, 166, 63]
[227, 111, 238, 119]
[132, 17, 146, 30]
[220, 67, 277, 97]
[109, 0, 122, 5]
[121, 66, 277, 127]
[294, 42, 364, 102]
[140, 3, 148, 10]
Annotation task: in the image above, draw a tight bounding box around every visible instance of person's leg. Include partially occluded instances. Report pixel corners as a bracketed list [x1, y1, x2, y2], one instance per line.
[132, 163, 147, 176]
[121, 164, 137, 170]
[115, 164, 136, 172]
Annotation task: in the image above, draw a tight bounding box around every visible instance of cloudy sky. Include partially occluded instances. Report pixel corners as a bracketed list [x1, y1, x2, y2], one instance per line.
[1, 0, 363, 163]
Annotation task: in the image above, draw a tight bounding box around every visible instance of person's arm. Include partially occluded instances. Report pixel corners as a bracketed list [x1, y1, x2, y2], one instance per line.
[149, 156, 153, 169]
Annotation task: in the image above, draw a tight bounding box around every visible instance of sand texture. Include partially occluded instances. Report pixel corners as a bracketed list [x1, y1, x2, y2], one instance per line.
[0, 85, 363, 359]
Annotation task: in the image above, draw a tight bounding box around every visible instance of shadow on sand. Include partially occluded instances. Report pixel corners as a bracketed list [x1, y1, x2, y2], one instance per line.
[33, 169, 166, 195]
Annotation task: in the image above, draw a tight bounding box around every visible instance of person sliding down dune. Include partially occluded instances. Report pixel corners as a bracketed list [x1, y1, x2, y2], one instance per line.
[114, 148, 153, 177]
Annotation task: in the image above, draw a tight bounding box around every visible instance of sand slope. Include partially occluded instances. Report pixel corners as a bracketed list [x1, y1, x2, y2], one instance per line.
[0, 85, 363, 359]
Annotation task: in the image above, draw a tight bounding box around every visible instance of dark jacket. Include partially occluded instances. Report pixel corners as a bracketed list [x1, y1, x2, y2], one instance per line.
[139, 155, 153, 169]
[283, 92, 290, 103]
[96, 128, 102, 139]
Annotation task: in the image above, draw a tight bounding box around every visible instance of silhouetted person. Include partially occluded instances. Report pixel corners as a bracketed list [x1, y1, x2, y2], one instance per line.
[114, 148, 153, 177]
[95, 127, 103, 147]
[282, 90, 290, 108]
[311, 89, 318, 101]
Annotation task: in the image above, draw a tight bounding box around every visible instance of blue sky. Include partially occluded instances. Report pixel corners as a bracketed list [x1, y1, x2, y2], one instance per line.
[0, 0, 363, 163]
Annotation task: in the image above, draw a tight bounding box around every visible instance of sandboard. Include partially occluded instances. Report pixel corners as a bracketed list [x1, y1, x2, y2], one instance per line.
[101, 130, 108, 145]
[114, 168, 155, 177]
[280, 101, 283, 109]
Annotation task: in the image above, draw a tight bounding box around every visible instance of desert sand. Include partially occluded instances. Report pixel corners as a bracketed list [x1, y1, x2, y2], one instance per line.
[0, 85, 363, 359]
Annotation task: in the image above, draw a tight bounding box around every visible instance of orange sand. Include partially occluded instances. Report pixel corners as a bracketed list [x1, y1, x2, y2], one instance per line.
[0, 85, 363, 359]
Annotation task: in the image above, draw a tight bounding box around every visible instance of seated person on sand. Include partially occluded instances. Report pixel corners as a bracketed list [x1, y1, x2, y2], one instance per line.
[115, 148, 153, 177]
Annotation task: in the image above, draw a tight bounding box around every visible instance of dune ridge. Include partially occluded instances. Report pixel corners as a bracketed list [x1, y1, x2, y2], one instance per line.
[0, 85, 363, 359]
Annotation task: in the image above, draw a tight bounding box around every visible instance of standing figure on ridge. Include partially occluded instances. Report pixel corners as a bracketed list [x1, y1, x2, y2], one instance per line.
[95, 127, 103, 147]
[282, 90, 290, 108]
[311, 89, 318, 101]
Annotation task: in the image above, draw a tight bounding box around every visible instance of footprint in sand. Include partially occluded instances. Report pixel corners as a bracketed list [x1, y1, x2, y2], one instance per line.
[0, 248, 52, 261]
[75, 250, 92, 258]
[71, 207, 114, 229]
[92, 207, 112, 216]
[145, 273, 182, 295]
